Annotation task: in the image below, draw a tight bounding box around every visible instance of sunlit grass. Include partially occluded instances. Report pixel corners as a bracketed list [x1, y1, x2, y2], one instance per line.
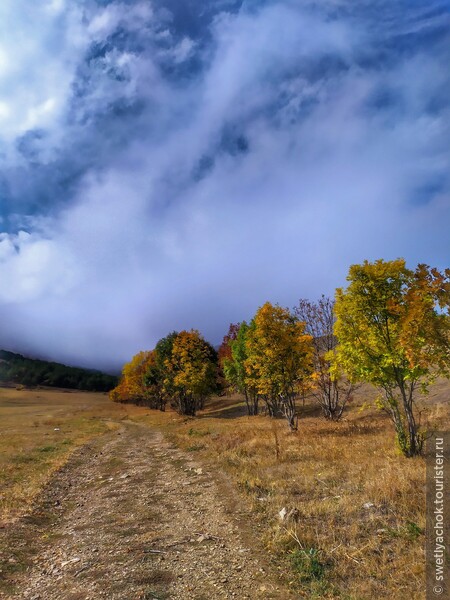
[132, 385, 449, 599]
[0, 386, 146, 522]
[1, 381, 448, 599]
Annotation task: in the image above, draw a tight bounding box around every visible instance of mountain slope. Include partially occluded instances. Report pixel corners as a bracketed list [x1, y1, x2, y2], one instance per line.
[0, 350, 118, 392]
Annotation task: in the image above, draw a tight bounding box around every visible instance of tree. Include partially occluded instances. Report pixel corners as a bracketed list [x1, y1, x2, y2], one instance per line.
[110, 351, 154, 405]
[334, 259, 450, 457]
[165, 330, 218, 416]
[222, 322, 259, 415]
[142, 351, 166, 411]
[218, 323, 240, 395]
[150, 331, 179, 410]
[245, 302, 314, 430]
[295, 296, 354, 420]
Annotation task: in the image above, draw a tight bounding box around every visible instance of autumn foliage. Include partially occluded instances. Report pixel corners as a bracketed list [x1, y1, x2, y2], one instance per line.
[110, 330, 218, 416]
[223, 303, 314, 429]
[111, 258, 449, 452]
[294, 296, 354, 421]
[165, 330, 218, 416]
[334, 259, 450, 456]
[109, 351, 155, 406]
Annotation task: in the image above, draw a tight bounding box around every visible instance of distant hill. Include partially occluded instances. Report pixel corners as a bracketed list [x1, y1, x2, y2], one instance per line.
[0, 350, 118, 392]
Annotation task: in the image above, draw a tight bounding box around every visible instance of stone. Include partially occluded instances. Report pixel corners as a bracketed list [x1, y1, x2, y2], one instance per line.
[278, 507, 287, 521]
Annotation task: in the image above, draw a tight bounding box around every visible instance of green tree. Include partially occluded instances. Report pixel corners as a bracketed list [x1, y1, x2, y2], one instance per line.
[218, 323, 240, 395]
[223, 322, 259, 415]
[334, 259, 450, 456]
[149, 331, 179, 410]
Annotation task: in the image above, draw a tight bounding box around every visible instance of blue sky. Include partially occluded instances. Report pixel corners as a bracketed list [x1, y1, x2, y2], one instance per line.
[0, 0, 449, 370]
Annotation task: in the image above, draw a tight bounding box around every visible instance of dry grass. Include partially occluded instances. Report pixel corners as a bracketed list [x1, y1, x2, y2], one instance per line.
[132, 382, 450, 599]
[2, 381, 448, 599]
[0, 385, 146, 523]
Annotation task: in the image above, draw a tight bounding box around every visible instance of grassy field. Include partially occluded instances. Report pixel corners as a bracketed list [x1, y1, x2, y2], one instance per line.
[0, 385, 146, 523]
[130, 382, 450, 599]
[1, 382, 448, 598]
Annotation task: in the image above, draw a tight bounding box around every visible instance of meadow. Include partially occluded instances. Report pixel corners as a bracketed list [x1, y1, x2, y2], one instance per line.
[132, 382, 449, 599]
[1, 382, 448, 598]
[0, 386, 145, 523]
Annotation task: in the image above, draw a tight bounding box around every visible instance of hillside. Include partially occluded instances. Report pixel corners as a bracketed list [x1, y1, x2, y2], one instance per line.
[0, 350, 118, 392]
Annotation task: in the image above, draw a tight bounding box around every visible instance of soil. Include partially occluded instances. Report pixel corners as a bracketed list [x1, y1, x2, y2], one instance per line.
[0, 421, 294, 600]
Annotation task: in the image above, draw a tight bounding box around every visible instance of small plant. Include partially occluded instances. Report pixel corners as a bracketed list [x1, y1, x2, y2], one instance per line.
[404, 521, 423, 539]
[290, 547, 326, 583]
[238, 477, 270, 497]
[142, 590, 170, 600]
[186, 443, 205, 452]
[384, 521, 423, 540]
[12, 454, 38, 464]
[38, 445, 57, 453]
[188, 428, 210, 437]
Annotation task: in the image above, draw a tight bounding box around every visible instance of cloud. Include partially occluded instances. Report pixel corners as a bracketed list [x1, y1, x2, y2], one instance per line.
[0, 0, 449, 370]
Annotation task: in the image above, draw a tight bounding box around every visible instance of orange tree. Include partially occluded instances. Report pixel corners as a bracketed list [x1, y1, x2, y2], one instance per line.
[334, 259, 450, 456]
[109, 350, 154, 405]
[245, 302, 314, 430]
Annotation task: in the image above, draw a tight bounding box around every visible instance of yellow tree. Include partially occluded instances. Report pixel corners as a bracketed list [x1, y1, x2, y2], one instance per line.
[245, 302, 314, 430]
[109, 350, 154, 405]
[166, 330, 218, 416]
[334, 259, 450, 456]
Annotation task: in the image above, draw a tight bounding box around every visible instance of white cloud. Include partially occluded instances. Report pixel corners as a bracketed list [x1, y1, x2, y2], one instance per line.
[0, 1, 165, 163]
[0, 229, 78, 303]
[87, 1, 154, 39]
[0, 4, 88, 173]
[0, 0, 448, 368]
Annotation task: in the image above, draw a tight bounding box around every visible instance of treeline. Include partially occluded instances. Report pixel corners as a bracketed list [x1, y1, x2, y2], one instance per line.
[110, 331, 219, 415]
[111, 259, 450, 457]
[0, 350, 118, 392]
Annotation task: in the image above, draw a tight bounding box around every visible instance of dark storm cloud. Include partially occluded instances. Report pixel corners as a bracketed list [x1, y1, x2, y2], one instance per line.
[0, 0, 449, 370]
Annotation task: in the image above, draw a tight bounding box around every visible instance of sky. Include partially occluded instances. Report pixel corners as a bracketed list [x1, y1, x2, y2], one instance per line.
[0, 0, 449, 372]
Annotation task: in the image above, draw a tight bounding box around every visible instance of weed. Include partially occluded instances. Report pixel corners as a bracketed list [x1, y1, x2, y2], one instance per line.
[383, 521, 424, 540]
[38, 445, 57, 453]
[188, 428, 210, 437]
[186, 444, 205, 451]
[12, 454, 38, 464]
[289, 547, 326, 583]
[136, 569, 174, 585]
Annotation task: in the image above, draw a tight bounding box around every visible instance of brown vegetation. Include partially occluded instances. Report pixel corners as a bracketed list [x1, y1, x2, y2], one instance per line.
[1, 380, 449, 598]
[0, 386, 144, 523]
[133, 383, 450, 599]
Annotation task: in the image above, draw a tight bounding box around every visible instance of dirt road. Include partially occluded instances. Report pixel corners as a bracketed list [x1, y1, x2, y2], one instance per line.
[0, 422, 292, 600]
